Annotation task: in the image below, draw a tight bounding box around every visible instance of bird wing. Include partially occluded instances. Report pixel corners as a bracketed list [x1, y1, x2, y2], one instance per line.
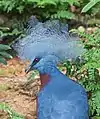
[51, 98, 89, 119]
[38, 94, 88, 119]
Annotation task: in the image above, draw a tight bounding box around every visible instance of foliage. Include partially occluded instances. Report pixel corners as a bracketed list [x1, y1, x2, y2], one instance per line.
[71, 28, 100, 69]
[0, 0, 80, 19]
[0, 17, 26, 44]
[0, 0, 80, 44]
[81, 0, 100, 24]
[0, 103, 24, 119]
[0, 26, 22, 37]
[0, 44, 12, 65]
[0, 26, 23, 39]
[0, 0, 25, 13]
[0, 0, 99, 45]
[82, 0, 100, 13]
[78, 28, 100, 117]
[1, 0, 100, 20]
[51, 10, 75, 19]
[64, 28, 100, 117]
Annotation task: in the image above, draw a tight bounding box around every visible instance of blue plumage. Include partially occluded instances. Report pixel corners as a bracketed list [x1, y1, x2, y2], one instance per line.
[38, 68, 88, 119]
[12, 16, 89, 119]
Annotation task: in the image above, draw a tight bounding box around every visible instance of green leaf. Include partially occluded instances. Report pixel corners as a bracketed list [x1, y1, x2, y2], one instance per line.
[92, 116, 100, 119]
[27, 0, 40, 2]
[0, 44, 11, 51]
[38, 0, 57, 6]
[82, 0, 100, 13]
[0, 26, 10, 31]
[94, 91, 100, 108]
[51, 10, 75, 19]
[0, 51, 12, 59]
[65, 0, 77, 5]
[16, 5, 24, 13]
[0, 56, 7, 65]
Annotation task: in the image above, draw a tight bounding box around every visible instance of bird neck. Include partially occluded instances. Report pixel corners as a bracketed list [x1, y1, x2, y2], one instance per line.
[40, 74, 50, 89]
[39, 66, 60, 88]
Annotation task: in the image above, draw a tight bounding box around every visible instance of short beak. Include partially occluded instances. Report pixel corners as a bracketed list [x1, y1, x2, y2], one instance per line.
[25, 65, 32, 74]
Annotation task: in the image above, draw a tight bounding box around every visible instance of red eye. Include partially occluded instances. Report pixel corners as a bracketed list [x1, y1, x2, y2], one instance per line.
[31, 58, 41, 66]
[33, 58, 40, 63]
[34, 58, 39, 62]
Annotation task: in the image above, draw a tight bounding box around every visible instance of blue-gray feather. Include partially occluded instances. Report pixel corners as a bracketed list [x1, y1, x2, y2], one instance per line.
[12, 16, 85, 63]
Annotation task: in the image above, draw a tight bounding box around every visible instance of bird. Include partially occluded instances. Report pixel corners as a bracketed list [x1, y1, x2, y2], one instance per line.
[12, 16, 89, 119]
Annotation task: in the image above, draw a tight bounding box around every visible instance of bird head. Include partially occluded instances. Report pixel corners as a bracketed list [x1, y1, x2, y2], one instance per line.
[25, 55, 60, 74]
[12, 16, 86, 75]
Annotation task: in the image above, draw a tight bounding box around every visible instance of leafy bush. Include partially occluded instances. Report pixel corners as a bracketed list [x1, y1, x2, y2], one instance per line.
[81, 0, 100, 25]
[0, 0, 80, 19]
[0, 0, 80, 44]
[0, 26, 22, 38]
[64, 28, 100, 117]
[78, 28, 100, 117]
[0, 44, 12, 64]
[0, 26, 23, 42]
[0, 0, 26, 13]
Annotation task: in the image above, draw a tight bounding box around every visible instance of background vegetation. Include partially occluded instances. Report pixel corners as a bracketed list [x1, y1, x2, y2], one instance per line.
[0, 0, 100, 119]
